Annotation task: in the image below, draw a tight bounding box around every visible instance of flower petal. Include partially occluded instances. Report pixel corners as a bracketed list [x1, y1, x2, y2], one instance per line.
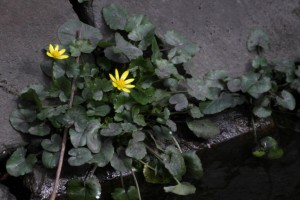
[109, 74, 116, 82]
[46, 51, 54, 58]
[112, 82, 118, 88]
[122, 88, 131, 93]
[49, 44, 54, 53]
[125, 84, 135, 88]
[59, 48, 66, 55]
[57, 55, 69, 59]
[54, 44, 59, 51]
[121, 70, 129, 80]
[124, 78, 134, 84]
[115, 69, 119, 80]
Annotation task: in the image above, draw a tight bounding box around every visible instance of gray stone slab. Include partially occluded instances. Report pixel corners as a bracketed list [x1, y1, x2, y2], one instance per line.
[85, 0, 300, 77]
[0, 0, 77, 153]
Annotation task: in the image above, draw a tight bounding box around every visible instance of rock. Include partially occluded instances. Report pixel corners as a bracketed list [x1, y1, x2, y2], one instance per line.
[73, 0, 300, 77]
[0, 0, 77, 154]
[0, 184, 16, 200]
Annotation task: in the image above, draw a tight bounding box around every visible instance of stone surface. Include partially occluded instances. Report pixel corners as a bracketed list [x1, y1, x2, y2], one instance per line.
[0, 0, 77, 154]
[78, 0, 300, 77]
[0, 184, 16, 200]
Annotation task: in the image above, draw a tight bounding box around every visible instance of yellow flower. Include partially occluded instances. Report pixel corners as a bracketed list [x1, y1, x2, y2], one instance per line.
[46, 44, 69, 60]
[109, 69, 135, 93]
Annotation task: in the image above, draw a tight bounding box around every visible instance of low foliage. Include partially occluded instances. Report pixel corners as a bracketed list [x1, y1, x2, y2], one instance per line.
[6, 3, 299, 200]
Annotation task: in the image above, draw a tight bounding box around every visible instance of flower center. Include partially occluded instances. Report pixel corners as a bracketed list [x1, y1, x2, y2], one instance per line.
[53, 51, 60, 58]
[116, 79, 126, 89]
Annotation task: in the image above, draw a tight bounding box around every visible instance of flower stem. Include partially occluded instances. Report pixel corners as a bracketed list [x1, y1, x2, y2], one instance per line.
[172, 136, 183, 153]
[131, 169, 142, 200]
[49, 57, 79, 200]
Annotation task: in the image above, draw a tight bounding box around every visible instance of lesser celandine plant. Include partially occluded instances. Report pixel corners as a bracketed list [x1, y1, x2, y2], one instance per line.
[5, 3, 299, 200]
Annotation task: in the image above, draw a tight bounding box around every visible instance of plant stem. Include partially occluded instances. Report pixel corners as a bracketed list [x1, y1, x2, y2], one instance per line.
[131, 169, 142, 200]
[49, 57, 79, 200]
[172, 136, 183, 153]
[138, 160, 155, 171]
[120, 172, 130, 200]
[251, 115, 258, 145]
[145, 144, 163, 162]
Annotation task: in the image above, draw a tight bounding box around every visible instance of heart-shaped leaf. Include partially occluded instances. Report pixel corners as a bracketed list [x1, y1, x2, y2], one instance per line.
[187, 119, 220, 139]
[10, 109, 36, 133]
[169, 94, 188, 111]
[154, 59, 178, 79]
[100, 123, 122, 136]
[41, 134, 62, 152]
[28, 123, 51, 137]
[247, 29, 269, 51]
[6, 147, 37, 177]
[89, 139, 114, 167]
[42, 151, 60, 169]
[125, 141, 147, 160]
[111, 186, 139, 200]
[164, 182, 196, 195]
[115, 33, 143, 60]
[102, 4, 128, 30]
[276, 90, 296, 110]
[110, 153, 132, 173]
[67, 177, 101, 200]
[68, 148, 93, 166]
[182, 151, 203, 180]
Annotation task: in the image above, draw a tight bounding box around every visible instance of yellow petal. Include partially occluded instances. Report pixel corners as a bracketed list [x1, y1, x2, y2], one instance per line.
[124, 78, 134, 84]
[57, 55, 69, 59]
[115, 69, 119, 80]
[112, 82, 118, 88]
[46, 51, 54, 58]
[55, 44, 59, 51]
[121, 70, 129, 80]
[122, 88, 131, 93]
[59, 48, 66, 55]
[109, 74, 116, 82]
[125, 84, 135, 88]
[49, 44, 54, 53]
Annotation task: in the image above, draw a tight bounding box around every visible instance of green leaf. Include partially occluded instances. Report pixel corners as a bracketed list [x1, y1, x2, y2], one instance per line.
[68, 148, 93, 166]
[110, 153, 131, 172]
[131, 87, 155, 105]
[64, 106, 88, 131]
[161, 146, 186, 181]
[115, 33, 143, 60]
[260, 136, 278, 150]
[143, 164, 171, 184]
[252, 96, 272, 118]
[37, 105, 68, 120]
[247, 29, 269, 51]
[89, 139, 114, 167]
[182, 151, 203, 180]
[187, 119, 220, 139]
[67, 177, 101, 200]
[226, 78, 241, 92]
[268, 148, 284, 159]
[41, 134, 62, 152]
[241, 73, 271, 98]
[252, 55, 268, 69]
[40, 60, 53, 77]
[42, 151, 60, 169]
[6, 147, 37, 177]
[28, 123, 51, 136]
[132, 131, 145, 142]
[100, 123, 123, 136]
[111, 186, 139, 200]
[203, 93, 245, 114]
[204, 70, 228, 89]
[104, 46, 129, 63]
[10, 109, 36, 133]
[252, 147, 266, 158]
[131, 106, 146, 126]
[102, 3, 128, 30]
[19, 88, 42, 109]
[151, 37, 162, 62]
[169, 94, 188, 111]
[164, 31, 199, 64]
[189, 106, 204, 119]
[87, 105, 111, 117]
[70, 39, 95, 57]
[125, 15, 155, 42]
[58, 19, 102, 47]
[152, 125, 173, 140]
[125, 141, 147, 160]
[164, 182, 196, 195]
[276, 90, 296, 110]
[186, 78, 207, 101]
[154, 59, 178, 79]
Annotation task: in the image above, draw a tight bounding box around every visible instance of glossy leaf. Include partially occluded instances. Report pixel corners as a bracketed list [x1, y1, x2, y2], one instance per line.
[276, 90, 296, 110]
[100, 123, 123, 136]
[42, 151, 59, 169]
[67, 177, 101, 200]
[6, 147, 37, 177]
[41, 134, 62, 152]
[125, 141, 147, 160]
[28, 123, 51, 137]
[89, 139, 114, 167]
[182, 151, 203, 180]
[164, 182, 196, 195]
[110, 153, 131, 173]
[102, 3, 128, 30]
[169, 94, 188, 111]
[111, 186, 139, 200]
[115, 33, 143, 60]
[68, 148, 93, 166]
[187, 119, 220, 139]
[10, 109, 36, 133]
